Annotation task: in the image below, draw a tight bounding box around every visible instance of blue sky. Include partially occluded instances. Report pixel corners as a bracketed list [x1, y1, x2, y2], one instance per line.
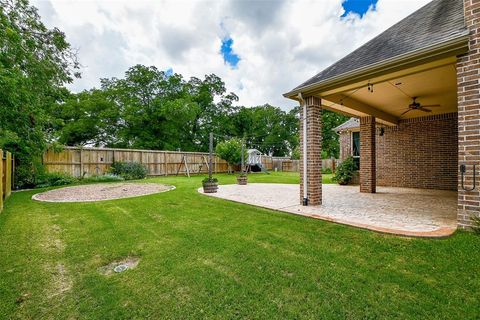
[342, 0, 378, 17]
[221, 37, 240, 68]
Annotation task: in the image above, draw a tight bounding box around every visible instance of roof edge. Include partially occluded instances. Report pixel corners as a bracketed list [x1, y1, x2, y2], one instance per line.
[284, 33, 469, 100]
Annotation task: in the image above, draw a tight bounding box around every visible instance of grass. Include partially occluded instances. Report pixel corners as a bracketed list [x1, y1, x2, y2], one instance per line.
[0, 172, 479, 319]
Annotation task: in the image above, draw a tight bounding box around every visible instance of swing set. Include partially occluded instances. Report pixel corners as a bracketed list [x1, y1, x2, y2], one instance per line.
[176, 154, 210, 178]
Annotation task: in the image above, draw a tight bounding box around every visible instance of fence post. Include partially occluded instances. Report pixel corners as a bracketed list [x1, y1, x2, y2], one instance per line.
[80, 149, 84, 177]
[164, 152, 168, 176]
[0, 150, 3, 212]
[11, 155, 14, 190]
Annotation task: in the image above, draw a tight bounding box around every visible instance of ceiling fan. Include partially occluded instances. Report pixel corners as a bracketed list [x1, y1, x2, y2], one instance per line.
[400, 97, 440, 116]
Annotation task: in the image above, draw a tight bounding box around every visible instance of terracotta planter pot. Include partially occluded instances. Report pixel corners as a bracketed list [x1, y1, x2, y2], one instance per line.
[237, 176, 248, 185]
[202, 181, 218, 193]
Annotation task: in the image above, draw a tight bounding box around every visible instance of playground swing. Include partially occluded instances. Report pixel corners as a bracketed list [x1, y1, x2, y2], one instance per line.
[176, 154, 210, 178]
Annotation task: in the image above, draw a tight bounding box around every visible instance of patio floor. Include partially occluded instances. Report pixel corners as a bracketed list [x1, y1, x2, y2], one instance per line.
[200, 183, 457, 237]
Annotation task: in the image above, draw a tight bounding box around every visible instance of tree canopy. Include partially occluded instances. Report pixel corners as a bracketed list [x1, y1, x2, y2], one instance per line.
[0, 0, 79, 186]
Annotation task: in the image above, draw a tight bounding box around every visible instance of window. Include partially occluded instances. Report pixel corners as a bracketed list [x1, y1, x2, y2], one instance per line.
[352, 131, 360, 170]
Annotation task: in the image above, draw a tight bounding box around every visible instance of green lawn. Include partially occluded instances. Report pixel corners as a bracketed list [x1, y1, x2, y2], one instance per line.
[0, 173, 479, 319]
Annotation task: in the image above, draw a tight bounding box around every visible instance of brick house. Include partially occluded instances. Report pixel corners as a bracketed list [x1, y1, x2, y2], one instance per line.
[284, 0, 479, 229]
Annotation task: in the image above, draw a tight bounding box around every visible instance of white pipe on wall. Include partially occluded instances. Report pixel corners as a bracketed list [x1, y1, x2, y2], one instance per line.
[298, 93, 308, 206]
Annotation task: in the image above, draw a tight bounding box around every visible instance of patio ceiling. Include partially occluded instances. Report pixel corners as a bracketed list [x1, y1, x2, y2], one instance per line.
[314, 57, 458, 126]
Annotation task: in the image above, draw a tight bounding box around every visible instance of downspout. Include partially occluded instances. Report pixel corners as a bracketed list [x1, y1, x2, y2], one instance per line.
[298, 93, 308, 206]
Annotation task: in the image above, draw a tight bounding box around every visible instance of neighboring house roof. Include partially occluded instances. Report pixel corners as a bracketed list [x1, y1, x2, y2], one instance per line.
[288, 0, 467, 94]
[334, 118, 359, 132]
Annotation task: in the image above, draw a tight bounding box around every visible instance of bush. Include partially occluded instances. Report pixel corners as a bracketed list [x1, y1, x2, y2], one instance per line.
[202, 177, 218, 184]
[109, 161, 147, 180]
[332, 156, 357, 185]
[322, 168, 333, 174]
[82, 174, 124, 183]
[471, 215, 480, 235]
[36, 172, 77, 188]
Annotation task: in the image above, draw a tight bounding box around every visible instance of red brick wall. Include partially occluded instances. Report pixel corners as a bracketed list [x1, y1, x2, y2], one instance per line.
[339, 131, 352, 161]
[299, 97, 322, 205]
[457, 0, 480, 228]
[338, 113, 458, 191]
[376, 113, 458, 191]
[360, 116, 376, 193]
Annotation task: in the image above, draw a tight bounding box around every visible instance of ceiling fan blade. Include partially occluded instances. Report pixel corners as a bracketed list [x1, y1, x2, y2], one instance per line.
[421, 105, 441, 108]
[400, 109, 412, 116]
[418, 107, 432, 113]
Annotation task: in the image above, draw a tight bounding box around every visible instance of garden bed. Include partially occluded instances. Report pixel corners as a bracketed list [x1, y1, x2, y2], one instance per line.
[32, 183, 174, 202]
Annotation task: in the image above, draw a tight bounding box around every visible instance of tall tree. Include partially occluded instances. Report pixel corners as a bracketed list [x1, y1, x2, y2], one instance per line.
[0, 0, 80, 187]
[229, 105, 299, 156]
[50, 89, 119, 146]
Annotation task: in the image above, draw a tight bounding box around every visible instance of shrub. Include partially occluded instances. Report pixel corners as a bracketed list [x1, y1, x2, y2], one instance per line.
[109, 161, 147, 180]
[322, 168, 333, 174]
[332, 156, 357, 185]
[82, 174, 124, 183]
[202, 177, 218, 184]
[36, 172, 77, 188]
[471, 215, 480, 235]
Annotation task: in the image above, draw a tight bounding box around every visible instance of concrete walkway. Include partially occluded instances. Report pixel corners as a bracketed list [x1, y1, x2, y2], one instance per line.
[200, 183, 457, 237]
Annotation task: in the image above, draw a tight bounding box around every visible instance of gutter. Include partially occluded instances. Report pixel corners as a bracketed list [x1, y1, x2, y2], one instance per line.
[284, 33, 469, 100]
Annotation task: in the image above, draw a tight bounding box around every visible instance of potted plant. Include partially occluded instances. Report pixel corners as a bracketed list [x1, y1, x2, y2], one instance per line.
[237, 173, 248, 185]
[202, 177, 218, 193]
[332, 156, 357, 185]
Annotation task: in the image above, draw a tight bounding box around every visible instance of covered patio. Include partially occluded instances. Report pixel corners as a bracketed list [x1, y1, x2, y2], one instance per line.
[281, 0, 479, 230]
[202, 184, 457, 237]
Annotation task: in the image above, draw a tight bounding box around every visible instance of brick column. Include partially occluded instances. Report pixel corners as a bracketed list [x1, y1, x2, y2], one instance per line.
[360, 116, 376, 193]
[457, 0, 480, 229]
[299, 96, 322, 205]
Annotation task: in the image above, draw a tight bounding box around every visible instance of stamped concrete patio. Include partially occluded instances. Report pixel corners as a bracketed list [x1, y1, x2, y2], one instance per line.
[201, 183, 457, 237]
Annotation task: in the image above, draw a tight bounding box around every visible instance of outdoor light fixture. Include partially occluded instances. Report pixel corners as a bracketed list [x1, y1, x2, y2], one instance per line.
[367, 83, 374, 93]
[379, 127, 385, 136]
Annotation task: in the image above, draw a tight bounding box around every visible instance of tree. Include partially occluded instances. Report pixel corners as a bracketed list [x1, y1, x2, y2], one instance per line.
[88, 66, 238, 152]
[321, 110, 349, 158]
[51, 89, 119, 146]
[230, 105, 299, 156]
[215, 138, 245, 171]
[0, 0, 80, 187]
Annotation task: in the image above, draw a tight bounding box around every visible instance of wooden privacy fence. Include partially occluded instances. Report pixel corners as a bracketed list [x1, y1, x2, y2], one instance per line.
[43, 147, 276, 177]
[43, 147, 339, 177]
[1, 150, 14, 213]
[281, 160, 300, 172]
[279, 159, 338, 173]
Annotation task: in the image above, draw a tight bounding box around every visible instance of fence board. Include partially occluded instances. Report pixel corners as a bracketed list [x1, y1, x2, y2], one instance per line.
[44, 147, 326, 177]
[1, 150, 14, 213]
[43, 147, 233, 177]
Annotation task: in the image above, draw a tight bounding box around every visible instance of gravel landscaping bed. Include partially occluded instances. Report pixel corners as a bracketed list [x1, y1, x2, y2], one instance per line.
[32, 183, 174, 202]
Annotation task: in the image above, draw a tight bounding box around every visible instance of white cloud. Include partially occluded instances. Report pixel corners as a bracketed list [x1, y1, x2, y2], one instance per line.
[33, 0, 431, 110]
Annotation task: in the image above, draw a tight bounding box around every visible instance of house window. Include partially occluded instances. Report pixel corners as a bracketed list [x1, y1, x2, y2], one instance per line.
[352, 131, 360, 170]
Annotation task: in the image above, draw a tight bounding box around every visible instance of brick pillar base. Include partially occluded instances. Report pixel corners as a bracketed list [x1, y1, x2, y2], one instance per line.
[299, 96, 322, 205]
[457, 0, 480, 229]
[360, 116, 376, 193]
